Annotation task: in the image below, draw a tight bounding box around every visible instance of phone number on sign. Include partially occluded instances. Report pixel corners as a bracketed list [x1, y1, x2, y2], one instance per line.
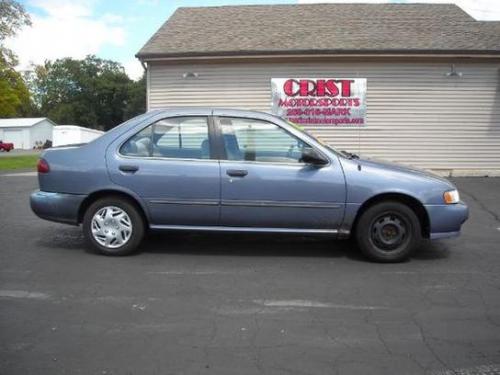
[286, 108, 353, 116]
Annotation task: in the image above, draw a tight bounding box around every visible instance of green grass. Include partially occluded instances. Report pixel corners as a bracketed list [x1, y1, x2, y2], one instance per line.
[0, 155, 39, 171]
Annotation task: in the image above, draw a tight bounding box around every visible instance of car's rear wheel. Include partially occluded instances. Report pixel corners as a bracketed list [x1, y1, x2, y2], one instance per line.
[355, 201, 421, 262]
[83, 197, 145, 256]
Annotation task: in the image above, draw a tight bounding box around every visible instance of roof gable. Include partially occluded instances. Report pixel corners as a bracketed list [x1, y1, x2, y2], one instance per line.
[137, 3, 500, 59]
[0, 118, 55, 128]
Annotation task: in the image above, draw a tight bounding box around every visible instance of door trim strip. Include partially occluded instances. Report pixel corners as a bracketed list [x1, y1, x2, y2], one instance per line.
[148, 199, 342, 209]
[149, 198, 219, 206]
[221, 200, 342, 209]
[150, 224, 341, 234]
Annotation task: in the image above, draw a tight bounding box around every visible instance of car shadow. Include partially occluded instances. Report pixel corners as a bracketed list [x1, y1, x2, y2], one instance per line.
[413, 240, 451, 260]
[36, 225, 451, 262]
[140, 231, 450, 262]
[141, 231, 364, 260]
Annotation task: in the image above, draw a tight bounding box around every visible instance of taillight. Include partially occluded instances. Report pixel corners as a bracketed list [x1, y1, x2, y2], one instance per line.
[37, 158, 50, 173]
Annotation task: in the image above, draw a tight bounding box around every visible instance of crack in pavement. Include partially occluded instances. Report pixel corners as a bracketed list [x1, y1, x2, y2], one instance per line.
[459, 187, 500, 224]
[411, 314, 457, 375]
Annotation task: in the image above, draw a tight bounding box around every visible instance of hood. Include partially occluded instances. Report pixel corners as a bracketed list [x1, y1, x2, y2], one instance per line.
[354, 156, 455, 188]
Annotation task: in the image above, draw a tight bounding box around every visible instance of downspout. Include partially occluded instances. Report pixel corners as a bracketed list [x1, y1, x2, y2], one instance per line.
[140, 60, 150, 112]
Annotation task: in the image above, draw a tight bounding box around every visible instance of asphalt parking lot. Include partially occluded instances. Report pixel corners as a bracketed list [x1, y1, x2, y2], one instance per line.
[0, 174, 499, 375]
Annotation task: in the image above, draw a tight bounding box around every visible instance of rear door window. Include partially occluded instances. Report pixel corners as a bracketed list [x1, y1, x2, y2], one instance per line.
[120, 117, 211, 160]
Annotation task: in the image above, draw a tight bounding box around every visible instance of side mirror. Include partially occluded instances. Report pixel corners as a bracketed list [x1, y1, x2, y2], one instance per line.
[300, 148, 328, 166]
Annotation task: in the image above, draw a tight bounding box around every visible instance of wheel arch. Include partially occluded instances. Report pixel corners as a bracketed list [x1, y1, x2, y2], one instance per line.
[352, 192, 430, 239]
[78, 189, 149, 226]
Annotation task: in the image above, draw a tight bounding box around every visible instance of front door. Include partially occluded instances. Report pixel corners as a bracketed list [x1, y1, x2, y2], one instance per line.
[107, 115, 220, 226]
[214, 115, 346, 230]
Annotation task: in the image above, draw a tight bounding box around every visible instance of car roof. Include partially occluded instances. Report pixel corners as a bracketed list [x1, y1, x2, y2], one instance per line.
[94, 108, 283, 144]
[152, 107, 278, 120]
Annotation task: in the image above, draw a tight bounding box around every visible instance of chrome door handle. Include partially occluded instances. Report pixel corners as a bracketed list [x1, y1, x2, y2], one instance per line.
[226, 169, 248, 177]
[119, 164, 139, 173]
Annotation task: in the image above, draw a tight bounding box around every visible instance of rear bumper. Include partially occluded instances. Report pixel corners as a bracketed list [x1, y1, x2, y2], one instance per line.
[30, 190, 86, 225]
[425, 202, 469, 240]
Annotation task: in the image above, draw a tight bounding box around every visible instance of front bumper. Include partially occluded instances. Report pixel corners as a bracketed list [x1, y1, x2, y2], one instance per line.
[30, 190, 87, 225]
[425, 201, 469, 240]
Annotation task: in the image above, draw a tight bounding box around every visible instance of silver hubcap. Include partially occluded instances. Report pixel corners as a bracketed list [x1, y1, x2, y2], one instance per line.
[91, 206, 132, 249]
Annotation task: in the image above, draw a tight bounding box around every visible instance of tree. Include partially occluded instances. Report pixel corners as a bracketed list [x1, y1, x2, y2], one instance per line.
[0, 1, 146, 123]
[125, 73, 146, 119]
[31, 55, 146, 129]
[0, 59, 31, 117]
[0, 0, 31, 66]
[0, 0, 32, 117]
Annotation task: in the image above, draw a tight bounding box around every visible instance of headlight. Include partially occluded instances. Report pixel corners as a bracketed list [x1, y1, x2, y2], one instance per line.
[443, 189, 460, 204]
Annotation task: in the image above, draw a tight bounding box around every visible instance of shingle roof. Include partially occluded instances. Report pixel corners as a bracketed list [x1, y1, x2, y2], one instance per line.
[0, 118, 55, 128]
[137, 3, 500, 59]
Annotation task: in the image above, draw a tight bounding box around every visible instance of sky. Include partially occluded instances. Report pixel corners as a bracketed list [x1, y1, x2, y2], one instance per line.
[7, 0, 500, 80]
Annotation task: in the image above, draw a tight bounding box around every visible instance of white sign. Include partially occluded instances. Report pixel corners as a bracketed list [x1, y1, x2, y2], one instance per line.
[271, 78, 367, 126]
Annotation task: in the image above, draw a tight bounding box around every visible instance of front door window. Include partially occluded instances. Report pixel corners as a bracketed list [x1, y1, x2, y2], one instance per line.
[218, 117, 311, 163]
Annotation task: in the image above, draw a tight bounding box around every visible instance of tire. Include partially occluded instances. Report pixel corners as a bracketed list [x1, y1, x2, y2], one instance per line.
[355, 201, 421, 262]
[83, 197, 145, 256]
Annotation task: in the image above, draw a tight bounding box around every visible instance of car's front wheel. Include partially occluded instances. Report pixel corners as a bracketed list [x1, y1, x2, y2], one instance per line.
[355, 201, 421, 262]
[83, 197, 145, 256]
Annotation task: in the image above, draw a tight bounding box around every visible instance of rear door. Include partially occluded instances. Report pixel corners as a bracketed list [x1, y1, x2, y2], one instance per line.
[213, 113, 346, 230]
[106, 113, 221, 227]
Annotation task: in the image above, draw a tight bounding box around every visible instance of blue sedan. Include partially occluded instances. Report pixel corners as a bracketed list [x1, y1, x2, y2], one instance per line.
[30, 108, 468, 262]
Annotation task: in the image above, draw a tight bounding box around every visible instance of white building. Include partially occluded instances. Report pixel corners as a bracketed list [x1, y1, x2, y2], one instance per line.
[136, 3, 500, 176]
[52, 125, 104, 147]
[0, 118, 55, 150]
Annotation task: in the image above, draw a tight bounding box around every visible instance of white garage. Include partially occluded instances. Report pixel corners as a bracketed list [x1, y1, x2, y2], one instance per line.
[0, 118, 55, 150]
[52, 125, 104, 147]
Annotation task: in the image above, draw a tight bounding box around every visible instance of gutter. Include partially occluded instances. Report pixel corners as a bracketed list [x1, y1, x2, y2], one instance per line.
[136, 52, 500, 63]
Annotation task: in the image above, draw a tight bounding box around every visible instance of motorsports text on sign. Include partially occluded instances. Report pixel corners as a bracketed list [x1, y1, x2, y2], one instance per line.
[271, 78, 367, 126]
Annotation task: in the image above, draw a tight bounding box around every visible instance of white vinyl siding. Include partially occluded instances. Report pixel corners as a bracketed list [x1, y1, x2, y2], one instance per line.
[147, 59, 500, 175]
